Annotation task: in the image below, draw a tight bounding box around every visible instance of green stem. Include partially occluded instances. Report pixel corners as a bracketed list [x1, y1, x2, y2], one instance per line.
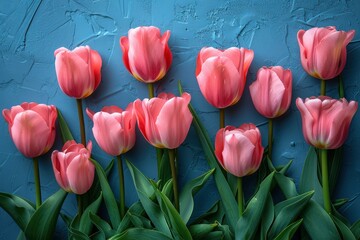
[76, 99, 86, 146]
[33, 158, 42, 209]
[268, 118, 273, 160]
[117, 155, 125, 218]
[148, 83, 154, 98]
[320, 149, 331, 214]
[338, 74, 345, 98]
[156, 148, 164, 180]
[77, 195, 83, 216]
[168, 149, 179, 211]
[320, 79, 326, 96]
[237, 177, 244, 217]
[220, 108, 225, 129]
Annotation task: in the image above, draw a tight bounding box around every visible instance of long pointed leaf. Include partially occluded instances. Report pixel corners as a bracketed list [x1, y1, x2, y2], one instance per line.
[332, 215, 356, 240]
[109, 228, 173, 240]
[0, 193, 35, 231]
[351, 219, 360, 239]
[236, 172, 274, 240]
[180, 168, 215, 224]
[179, 81, 238, 231]
[57, 109, 74, 142]
[79, 192, 103, 234]
[90, 158, 120, 229]
[89, 212, 115, 238]
[273, 219, 303, 240]
[260, 194, 274, 240]
[24, 189, 67, 240]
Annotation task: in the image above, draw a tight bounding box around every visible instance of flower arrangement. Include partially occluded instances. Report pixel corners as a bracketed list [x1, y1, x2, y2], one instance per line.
[1, 24, 359, 240]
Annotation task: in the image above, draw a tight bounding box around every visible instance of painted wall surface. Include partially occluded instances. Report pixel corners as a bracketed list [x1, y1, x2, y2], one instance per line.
[0, 0, 359, 238]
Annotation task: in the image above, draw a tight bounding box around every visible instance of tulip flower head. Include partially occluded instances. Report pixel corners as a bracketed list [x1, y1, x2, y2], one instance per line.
[51, 140, 95, 195]
[120, 26, 173, 83]
[297, 26, 355, 80]
[296, 97, 358, 149]
[86, 103, 136, 156]
[215, 124, 264, 177]
[249, 66, 292, 118]
[196, 47, 254, 108]
[54, 46, 102, 99]
[3, 102, 57, 158]
[134, 92, 193, 149]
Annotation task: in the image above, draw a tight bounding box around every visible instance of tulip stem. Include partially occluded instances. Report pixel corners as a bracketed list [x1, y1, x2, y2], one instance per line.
[338, 74, 345, 98]
[237, 177, 244, 217]
[33, 157, 42, 209]
[117, 155, 126, 218]
[268, 118, 273, 160]
[77, 195, 83, 216]
[320, 149, 332, 214]
[168, 149, 179, 211]
[76, 99, 86, 146]
[320, 80, 326, 96]
[220, 108, 225, 129]
[148, 83, 154, 98]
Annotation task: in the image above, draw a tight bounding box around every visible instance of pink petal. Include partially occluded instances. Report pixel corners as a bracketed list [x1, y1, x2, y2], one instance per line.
[66, 155, 95, 194]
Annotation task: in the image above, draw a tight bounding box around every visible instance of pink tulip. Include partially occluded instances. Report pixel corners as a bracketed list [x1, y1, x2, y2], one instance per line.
[215, 124, 264, 177]
[54, 46, 102, 98]
[120, 26, 173, 83]
[86, 103, 136, 156]
[134, 92, 193, 149]
[249, 66, 292, 118]
[51, 140, 95, 195]
[297, 26, 355, 80]
[2, 102, 57, 158]
[296, 97, 358, 149]
[196, 47, 254, 108]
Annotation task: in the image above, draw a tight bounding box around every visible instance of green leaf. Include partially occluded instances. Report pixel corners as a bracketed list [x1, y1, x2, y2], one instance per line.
[260, 194, 274, 240]
[161, 178, 174, 199]
[158, 148, 171, 189]
[128, 213, 153, 229]
[79, 192, 103, 234]
[16, 231, 26, 240]
[192, 201, 224, 224]
[332, 215, 356, 240]
[180, 168, 215, 224]
[351, 219, 360, 239]
[0, 193, 35, 231]
[154, 187, 192, 240]
[278, 159, 293, 175]
[268, 191, 314, 238]
[189, 223, 218, 239]
[60, 213, 72, 227]
[24, 189, 67, 240]
[89, 212, 115, 238]
[68, 226, 90, 240]
[117, 201, 145, 233]
[299, 146, 323, 205]
[273, 219, 303, 240]
[329, 148, 342, 195]
[126, 160, 172, 237]
[109, 228, 173, 240]
[57, 109, 74, 142]
[333, 198, 348, 208]
[274, 173, 298, 199]
[179, 81, 238, 231]
[301, 200, 340, 239]
[236, 172, 274, 240]
[90, 158, 120, 229]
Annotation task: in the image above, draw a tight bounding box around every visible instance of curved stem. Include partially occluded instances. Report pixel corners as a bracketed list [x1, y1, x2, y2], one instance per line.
[33, 157, 42, 209]
[237, 177, 244, 217]
[338, 74, 345, 98]
[320, 79, 326, 96]
[168, 149, 179, 211]
[76, 99, 86, 146]
[320, 149, 331, 213]
[219, 108, 225, 129]
[148, 83, 154, 98]
[117, 155, 125, 218]
[268, 118, 273, 160]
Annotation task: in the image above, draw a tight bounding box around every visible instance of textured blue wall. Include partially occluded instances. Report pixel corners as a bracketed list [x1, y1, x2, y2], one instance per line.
[1, 0, 360, 238]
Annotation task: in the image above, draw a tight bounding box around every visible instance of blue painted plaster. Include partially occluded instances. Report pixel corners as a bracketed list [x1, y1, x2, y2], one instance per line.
[0, 0, 360, 238]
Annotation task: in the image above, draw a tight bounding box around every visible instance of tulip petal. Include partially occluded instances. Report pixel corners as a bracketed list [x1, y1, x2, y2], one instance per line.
[51, 151, 71, 192]
[66, 155, 95, 195]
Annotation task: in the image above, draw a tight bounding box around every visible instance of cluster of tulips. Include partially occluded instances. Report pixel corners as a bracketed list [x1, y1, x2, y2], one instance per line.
[2, 25, 359, 239]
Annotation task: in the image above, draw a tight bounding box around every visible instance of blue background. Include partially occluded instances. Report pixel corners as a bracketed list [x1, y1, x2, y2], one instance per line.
[1, 0, 360, 238]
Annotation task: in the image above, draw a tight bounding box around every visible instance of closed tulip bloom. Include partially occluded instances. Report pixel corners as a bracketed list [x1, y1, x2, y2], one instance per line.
[196, 47, 254, 108]
[51, 140, 95, 195]
[120, 26, 172, 83]
[296, 97, 358, 149]
[86, 103, 136, 156]
[134, 92, 193, 149]
[297, 26, 355, 80]
[249, 66, 292, 118]
[2, 102, 57, 158]
[215, 124, 264, 177]
[54, 46, 102, 98]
